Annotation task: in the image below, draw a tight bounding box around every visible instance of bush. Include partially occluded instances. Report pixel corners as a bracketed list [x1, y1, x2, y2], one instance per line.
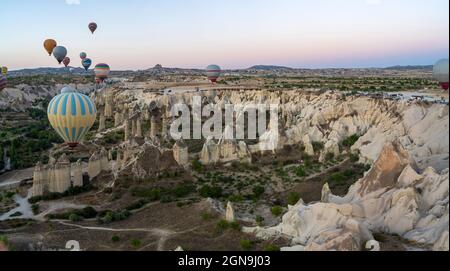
[111, 235, 120, 243]
[342, 134, 360, 148]
[271, 205, 283, 217]
[287, 192, 300, 206]
[312, 141, 324, 152]
[192, 159, 204, 172]
[201, 211, 212, 221]
[240, 239, 253, 251]
[199, 185, 223, 199]
[252, 185, 265, 198]
[216, 219, 229, 231]
[264, 244, 280, 251]
[229, 221, 241, 231]
[256, 215, 264, 226]
[131, 239, 141, 248]
[69, 213, 82, 222]
[295, 166, 307, 177]
[31, 204, 40, 215]
[126, 199, 148, 211]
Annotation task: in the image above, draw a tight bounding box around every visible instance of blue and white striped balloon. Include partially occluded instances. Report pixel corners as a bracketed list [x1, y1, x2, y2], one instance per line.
[47, 86, 97, 147]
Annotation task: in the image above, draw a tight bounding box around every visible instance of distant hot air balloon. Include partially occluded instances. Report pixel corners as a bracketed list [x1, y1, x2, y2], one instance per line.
[82, 58, 92, 71]
[47, 86, 97, 148]
[53, 46, 68, 64]
[206, 64, 221, 84]
[94, 63, 110, 83]
[0, 75, 6, 91]
[80, 52, 87, 60]
[1, 66, 7, 76]
[89, 22, 98, 34]
[44, 39, 57, 56]
[433, 59, 449, 91]
[63, 57, 71, 67]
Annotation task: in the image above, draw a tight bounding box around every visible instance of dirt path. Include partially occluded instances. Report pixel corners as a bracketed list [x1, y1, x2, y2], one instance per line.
[57, 221, 177, 251]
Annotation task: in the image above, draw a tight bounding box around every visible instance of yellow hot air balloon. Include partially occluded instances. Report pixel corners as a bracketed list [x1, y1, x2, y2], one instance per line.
[1, 66, 7, 76]
[47, 86, 97, 148]
[44, 39, 57, 56]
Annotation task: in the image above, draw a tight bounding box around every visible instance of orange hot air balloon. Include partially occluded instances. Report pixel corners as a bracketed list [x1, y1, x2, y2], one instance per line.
[44, 39, 57, 56]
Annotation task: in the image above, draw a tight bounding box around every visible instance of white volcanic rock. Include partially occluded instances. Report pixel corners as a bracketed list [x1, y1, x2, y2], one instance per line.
[244, 142, 449, 251]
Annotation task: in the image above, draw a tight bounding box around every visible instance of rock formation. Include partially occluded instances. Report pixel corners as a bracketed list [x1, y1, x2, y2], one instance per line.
[243, 142, 449, 251]
[226, 201, 235, 222]
[173, 140, 189, 168]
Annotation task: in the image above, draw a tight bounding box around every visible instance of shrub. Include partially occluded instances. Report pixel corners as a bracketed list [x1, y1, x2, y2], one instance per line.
[69, 213, 82, 222]
[312, 141, 324, 152]
[252, 185, 265, 198]
[31, 204, 40, 215]
[256, 215, 265, 226]
[295, 166, 307, 177]
[342, 134, 360, 148]
[216, 219, 229, 231]
[131, 239, 141, 248]
[264, 244, 280, 251]
[192, 159, 204, 172]
[199, 185, 223, 199]
[229, 221, 241, 231]
[271, 205, 283, 217]
[111, 235, 120, 243]
[287, 192, 300, 206]
[201, 211, 212, 221]
[240, 239, 253, 251]
[126, 199, 148, 211]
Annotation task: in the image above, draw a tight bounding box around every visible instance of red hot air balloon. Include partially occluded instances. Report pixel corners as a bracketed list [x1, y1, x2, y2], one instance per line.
[89, 22, 98, 34]
[63, 57, 71, 67]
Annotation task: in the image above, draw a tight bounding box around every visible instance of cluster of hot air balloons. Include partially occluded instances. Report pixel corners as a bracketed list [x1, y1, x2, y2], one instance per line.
[42, 22, 111, 85]
[433, 58, 449, 91]
[47, 86, 97, 148]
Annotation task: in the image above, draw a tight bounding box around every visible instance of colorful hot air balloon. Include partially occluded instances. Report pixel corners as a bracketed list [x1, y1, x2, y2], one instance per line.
[433, 59, 449, 91]
[89, 22, 98, 34]
[80, 52, 87, 60]
[0, 75, 6, 92]
[94, 63, 110, 83]
[47, 86, 97, 148]
[63, 57, 71, 67]
[44, 39, 57, 56]
[53, 46, 68, 64]
[206, 64, 221, 84]
[82, 58, 92, 71]
[1, 66, 7, 76]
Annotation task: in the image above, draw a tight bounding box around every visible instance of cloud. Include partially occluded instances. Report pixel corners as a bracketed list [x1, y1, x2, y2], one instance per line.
[366, 0, 382, 5]
[65, 0, 80, 5]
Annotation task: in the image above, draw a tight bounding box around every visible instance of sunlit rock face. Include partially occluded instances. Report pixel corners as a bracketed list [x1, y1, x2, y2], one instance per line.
[243, 142, 449, 251]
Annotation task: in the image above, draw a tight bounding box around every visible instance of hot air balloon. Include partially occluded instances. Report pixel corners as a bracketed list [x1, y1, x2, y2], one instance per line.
[44, 39, 57, 56]
[80, 52, 87, 60]
[433, 59, 449, 91]
[47, 86, 97, 148]
[63, 57, 71, 67]
[82, 58, 92, 71]
[0, 75, 6, 92]
[1, 66, 7, 76]
[89, 22, 98, 34]
[206, 64, 221, 84]
[53, 46, 68, 64]
[94, 63, 110, 83]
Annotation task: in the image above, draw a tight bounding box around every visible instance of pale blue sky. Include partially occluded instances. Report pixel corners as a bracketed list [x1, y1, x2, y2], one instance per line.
[0, 0, 448, 70]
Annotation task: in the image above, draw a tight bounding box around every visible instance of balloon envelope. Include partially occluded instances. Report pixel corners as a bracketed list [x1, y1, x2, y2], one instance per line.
[433, 59, 449, 90]
[206, 64, 221, 83]
[0, 75, 6, 91]
[89, 22, 98, 34]
[94, 63, 111, 82]
[82, 58, 92, 71]
[53, 46, 68, 64]
[47, 86, 97, 147]
[44, 39, 57, 56]
[1, 66, 7, 76]
[80, 52, 87, 60]
[63, 57, 71, 67]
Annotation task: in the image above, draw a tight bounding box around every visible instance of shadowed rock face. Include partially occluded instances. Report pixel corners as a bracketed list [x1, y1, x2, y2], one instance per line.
[358, 141, 416, 196]
[131, 145, 180, 179]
